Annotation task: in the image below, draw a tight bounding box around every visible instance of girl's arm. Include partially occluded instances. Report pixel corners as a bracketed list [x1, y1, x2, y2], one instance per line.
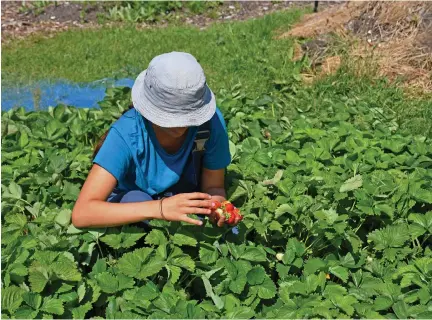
[72, 164, 213, 228]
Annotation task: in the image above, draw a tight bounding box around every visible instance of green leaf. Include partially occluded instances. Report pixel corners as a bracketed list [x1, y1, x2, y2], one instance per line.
[247, 266, 266, 285]
[71, 302, 92, 319]
[172, 232, 198, 247]
[240, 247, 266, 262]
[117, 274, 135, 291]
[392, 301, 409, 319]
[202, 276, 224, 310]
[117, 248, 153, 278]
[225, 306, 255, 319]
[329, 266, 349, 282]
[77, 283, 86, 303]
[373, 296, 393, 311]
[340, 175, 363, 192]
[145, 229, 168, 246]
[100, 233, 122, 249]
[2, 286, 25, 313]
[55, 209, 71, 227]
[229, 273, 247, 294]
[304, 258, 326, 275]
[29, 263, 49, 293]
[257, 277, 277, 299]
[9, 182, 23, 199]
[171, 255, 195, 272]
[138, 257, 166, 279]
[167, 265, 182, 284]
[199, 245, 219, 264]
[23, 292, 42, 310]
[41, 298, 64, 315]
[136, 282, 159, 301]
[14, 306, 38, 319]
[52, 256, 82, 281]
[95, 272, 118, 294]
[332, 295, 357, 316]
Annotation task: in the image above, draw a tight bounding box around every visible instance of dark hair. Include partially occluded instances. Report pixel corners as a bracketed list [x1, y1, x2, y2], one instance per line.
[92, 104, 134, 159]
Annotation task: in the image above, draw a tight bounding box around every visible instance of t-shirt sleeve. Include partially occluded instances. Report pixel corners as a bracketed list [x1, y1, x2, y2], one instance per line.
[203, 108, 232, 170]
[93, 128, 131, 182]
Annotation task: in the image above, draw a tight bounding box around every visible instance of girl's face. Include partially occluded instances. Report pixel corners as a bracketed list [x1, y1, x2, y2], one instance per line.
[160, 126, 188, 138]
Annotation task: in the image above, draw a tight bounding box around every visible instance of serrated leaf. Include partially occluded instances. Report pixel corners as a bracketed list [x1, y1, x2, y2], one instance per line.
[117, 273, 135, 291]
[240, 247, 266, 262]
[145, 229, 168, 246]
[14, 306, 38, 319]
[117, 248, 153, 278]
[41, 298, 64, 315]
[229, 273, 247, 294]
[225, 306, 255, 319]
[167, 265, 182, 284]
[257, 277, 277, 299]
[9, 181, 23, 199]
[340, 175, 363, 192]
[329, 266, 349, 282]
[95, 272, 118, 294]
[29, 263, 49, 293]
[171, 255, 195, 272]
[100, 234, 122, 249]
[138, 257, 166, 279]
[246, 266, 266, 285]
[23, 292, 42, 310]
[199, 245, 219, 264]
[304, 258, 326, 275]
[77, 283, 86, 303]
[373, 296, 393, 311]
[2, 286, 25, 313]
[136, 282, 159, 301]
[71, 302, 92, 319]
[172, 232, 197, 247]
[55, 209, 71, 227]
[52, 256, 82, 281]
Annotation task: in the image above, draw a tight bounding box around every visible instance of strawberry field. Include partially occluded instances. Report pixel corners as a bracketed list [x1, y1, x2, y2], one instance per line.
[1, 81, 432, 319]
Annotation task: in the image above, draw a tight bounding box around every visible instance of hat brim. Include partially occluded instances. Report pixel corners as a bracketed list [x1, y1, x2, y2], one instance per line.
[131, 69, 216, 128]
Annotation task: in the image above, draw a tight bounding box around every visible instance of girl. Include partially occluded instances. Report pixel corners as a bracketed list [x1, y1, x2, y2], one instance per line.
[72, 52, 240, 229]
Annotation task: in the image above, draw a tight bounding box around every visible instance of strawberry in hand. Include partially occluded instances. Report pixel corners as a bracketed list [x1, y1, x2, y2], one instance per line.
[210, 200, 243, 226]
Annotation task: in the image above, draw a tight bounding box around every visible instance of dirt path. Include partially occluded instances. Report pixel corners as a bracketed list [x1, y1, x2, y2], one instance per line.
[1, 1, 340, 43]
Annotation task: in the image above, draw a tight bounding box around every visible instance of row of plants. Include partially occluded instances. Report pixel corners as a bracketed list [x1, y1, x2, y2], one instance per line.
[2, 80, 431, 318]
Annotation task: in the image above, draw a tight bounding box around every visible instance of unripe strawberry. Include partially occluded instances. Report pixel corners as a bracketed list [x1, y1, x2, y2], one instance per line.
[276, 253, 284, 261]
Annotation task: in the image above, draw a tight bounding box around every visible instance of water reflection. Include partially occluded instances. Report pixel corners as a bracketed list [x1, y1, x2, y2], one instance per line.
[1, 78, 135, 111]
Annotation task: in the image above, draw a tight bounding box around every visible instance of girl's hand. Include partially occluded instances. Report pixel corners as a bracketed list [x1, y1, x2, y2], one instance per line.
[160, 192, 212, 226]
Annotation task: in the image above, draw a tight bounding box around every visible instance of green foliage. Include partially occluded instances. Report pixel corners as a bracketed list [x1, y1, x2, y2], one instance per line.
[1, 81, 431, 318]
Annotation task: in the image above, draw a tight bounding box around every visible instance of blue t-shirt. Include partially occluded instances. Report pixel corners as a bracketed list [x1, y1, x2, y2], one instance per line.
[93, 107, 231, 196]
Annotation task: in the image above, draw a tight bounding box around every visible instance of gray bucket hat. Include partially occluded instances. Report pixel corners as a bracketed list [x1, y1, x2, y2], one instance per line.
[132, 51, 216, 128]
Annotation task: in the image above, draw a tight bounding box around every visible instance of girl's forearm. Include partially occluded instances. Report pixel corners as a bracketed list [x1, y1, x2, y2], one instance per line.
[72, 199, 161, 228]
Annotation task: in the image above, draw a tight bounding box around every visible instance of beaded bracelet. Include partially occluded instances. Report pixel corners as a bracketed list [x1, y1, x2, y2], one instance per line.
[159, 197, 167, 220]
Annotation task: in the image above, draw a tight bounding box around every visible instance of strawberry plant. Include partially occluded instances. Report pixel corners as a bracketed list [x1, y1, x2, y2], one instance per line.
[2, 85, 432, 319]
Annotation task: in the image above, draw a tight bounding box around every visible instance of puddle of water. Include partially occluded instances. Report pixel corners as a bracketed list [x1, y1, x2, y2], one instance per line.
[1, 78, 135, 111]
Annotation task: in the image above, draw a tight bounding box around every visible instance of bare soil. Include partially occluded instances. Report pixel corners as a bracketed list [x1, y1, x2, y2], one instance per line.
[1, 1, 340, 43]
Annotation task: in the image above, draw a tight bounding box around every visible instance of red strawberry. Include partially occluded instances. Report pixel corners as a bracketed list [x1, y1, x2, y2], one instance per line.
[224, 202, 235, 212]
[226, 212, 236, 225]
[233, 207, 243, 221]
[212, 201, 221, 209]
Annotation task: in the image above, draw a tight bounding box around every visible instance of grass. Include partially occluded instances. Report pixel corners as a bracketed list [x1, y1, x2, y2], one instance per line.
[2, 8, 431, 136]
[1, 9, 304, 97]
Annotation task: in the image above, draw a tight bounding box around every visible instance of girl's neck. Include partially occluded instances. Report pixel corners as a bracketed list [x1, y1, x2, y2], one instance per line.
[152, 124, 189, 154]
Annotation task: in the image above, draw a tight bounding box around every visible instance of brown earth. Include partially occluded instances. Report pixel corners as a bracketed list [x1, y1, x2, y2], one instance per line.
[1, 1, 341, 44]
[279, 1, 432, 93]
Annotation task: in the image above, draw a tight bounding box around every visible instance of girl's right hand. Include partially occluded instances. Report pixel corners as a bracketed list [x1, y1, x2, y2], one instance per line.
[159, 192, 213, 226]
